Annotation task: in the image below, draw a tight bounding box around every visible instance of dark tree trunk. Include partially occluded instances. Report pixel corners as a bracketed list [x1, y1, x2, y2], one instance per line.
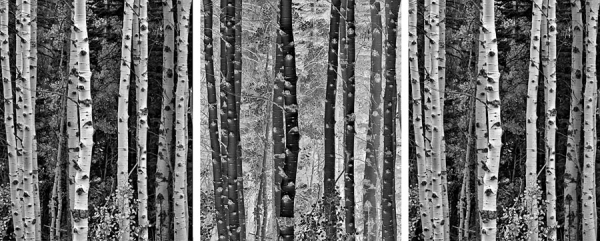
[233, 0, 246, 239]
[204, 0, 227, 239]
[363, 1, 382, 240]
[344, 0, 356, 238]
[272, 29, 285, 239]
[324, 0, 341, 237]
[224, 1, 240, 239]
[381, 0, 400, 240]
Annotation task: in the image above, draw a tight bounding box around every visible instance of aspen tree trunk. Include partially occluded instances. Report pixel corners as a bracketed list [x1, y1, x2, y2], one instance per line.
[481, 0, 502, 239]
[382, 0, 399, 240]
[204, 0, 227, 240]
[72, 0, 93, 238]
[564, 0, 583, 239]
[475, 28, 487, 241]
[338, 0, 347, 209]
[156, 0, 175, 240]
[135, 0, 149, 239]
[409, 0, 433, 238]
[174, 0, 191, 239]
[17, 0, 36, 238]
[223, 1, 240, 239]
[272, 32, 285, 239]
[30, 1, 41, 238]
[133, 0, 139, 104]
[423, 0, 435, 226]
[363, 1, 382, 239]
[426, 0, 445, 239]
[344, 0, 356, 237]
[438, 1, 450, 239]
[544, 0, 557, 239]
[234, 1, 246, 239]
[67, 29, 79, 235]
[218, 0, 231, 231]
[1, 0, 24, 237]
[278, 1, 300, 240]
[525, 0, 542, 239]
[117, 0, 134, 239]
[324, 0, 341, 237]
[582, 1, 598, 239]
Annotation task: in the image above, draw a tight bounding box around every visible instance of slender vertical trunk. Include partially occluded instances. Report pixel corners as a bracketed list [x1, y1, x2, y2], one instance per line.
[544, 0, 557, 239]
[135, 0, 149, 239]
[219, 0, 231, 230]
[174, 1, 191, 240]
[117, 0, 134, 239]
[67, 28, 79, 237]
[409, 0, 433, 240]
[234, 1, 246, 239]
[475, 26, 487, 241]
[382, 0, 399, 240]
[204, 0, 227, 240]
[364, 1, 382, 238]
[222, 1, 240, 240]
[564, 1, 583, 240]
[525, 1, 542, 240]
[50, 87, 67, 241]
[272, 25, 285, 238]
[1, 0, 24, 237]
[438, 1, 449, 239]
[481, 0, 502, 239]
[423, 0, 435, 227]
[459, 98, 475, 241]
[156, 0, 175, 240]
[343, 0, 356, 237]
[278, 1, 300, 240]
[30, 1, 41, 238]
[17, 0, 36, 238]
[426, 0, 444, 239]
[582, 1, 598, 239]
[73, 0, 93, 239]
[324, 0, 341, 236]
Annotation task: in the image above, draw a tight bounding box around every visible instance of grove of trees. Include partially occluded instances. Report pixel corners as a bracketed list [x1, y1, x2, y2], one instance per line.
[1, 0, 193, 240]
[200, 0, 408, 240]
[409, 0, 600, 240]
